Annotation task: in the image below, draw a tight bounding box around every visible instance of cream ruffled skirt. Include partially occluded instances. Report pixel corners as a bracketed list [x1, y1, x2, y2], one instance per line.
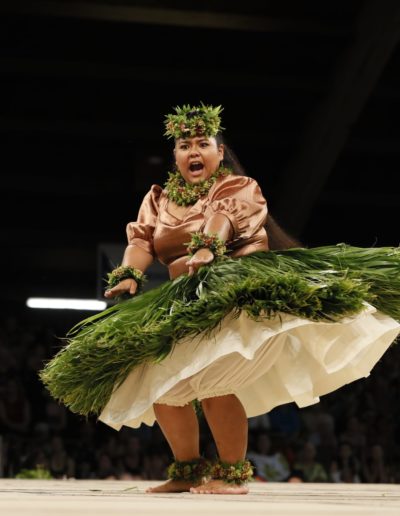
[99, 302, 400, 430]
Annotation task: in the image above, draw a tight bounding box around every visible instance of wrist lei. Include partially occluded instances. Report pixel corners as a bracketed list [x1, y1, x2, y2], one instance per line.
[106, 265, 145, 293]
[167, 457, 211, 482]
[210, 459, 254, 485]
[185, 231, 227, 257]
[164, 165, 232, 206]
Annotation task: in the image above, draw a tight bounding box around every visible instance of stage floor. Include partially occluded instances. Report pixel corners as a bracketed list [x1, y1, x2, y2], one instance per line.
[1, 479, 400, 515]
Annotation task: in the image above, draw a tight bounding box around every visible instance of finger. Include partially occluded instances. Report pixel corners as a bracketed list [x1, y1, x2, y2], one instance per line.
[104, 290, 115, 299]
[129, 285, 137, 294]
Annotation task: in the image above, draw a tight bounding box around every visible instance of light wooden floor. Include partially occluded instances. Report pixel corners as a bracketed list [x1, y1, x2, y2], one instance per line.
[1, 479, 400, 515]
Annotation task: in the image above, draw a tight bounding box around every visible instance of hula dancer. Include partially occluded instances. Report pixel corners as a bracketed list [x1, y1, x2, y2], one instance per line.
[40, 103, 400, 494]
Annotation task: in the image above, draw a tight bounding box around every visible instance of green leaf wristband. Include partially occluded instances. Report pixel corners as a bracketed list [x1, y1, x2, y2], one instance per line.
[185, 231, 227, 257]
[106, 265, 146, 294]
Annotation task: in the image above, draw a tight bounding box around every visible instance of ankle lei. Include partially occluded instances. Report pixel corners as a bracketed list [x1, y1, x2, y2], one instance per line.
[167, 457, 211, 481]
[164, 165, 232, 206]
[210, 459, 254, 484]
[166, 457, 253, 485]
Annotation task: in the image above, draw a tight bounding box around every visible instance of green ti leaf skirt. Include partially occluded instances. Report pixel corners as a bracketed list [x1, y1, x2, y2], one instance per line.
[39, 244, 400, 418]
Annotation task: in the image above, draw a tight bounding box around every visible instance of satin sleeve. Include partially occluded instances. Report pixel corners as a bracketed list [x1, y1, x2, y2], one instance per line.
[204, 175, 268, 240]
[126, 184, 162, 257]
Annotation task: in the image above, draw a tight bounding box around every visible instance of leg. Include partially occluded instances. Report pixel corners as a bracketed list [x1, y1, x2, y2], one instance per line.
[191, 394, 250, 494]
[201, 394, 248, 462]
[146, 402, 203, 493]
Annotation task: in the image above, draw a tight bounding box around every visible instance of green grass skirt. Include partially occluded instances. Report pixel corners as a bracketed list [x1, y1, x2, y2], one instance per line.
[39, 244, 400, 417]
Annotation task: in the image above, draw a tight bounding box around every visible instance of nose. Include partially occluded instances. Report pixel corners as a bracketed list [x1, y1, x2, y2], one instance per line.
[189, 148, 200, 157]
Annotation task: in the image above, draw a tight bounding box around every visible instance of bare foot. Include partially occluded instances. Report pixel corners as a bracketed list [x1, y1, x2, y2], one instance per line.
[190, 479, 249, 494]
[146, 479, 203, 493]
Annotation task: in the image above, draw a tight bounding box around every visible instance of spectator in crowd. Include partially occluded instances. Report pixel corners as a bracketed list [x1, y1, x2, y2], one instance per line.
[121, 435, 144, 478]
[292, 442, 329, 482]
[361, 444, 389, 483]
[247, 431, 290, 482]
[329, 442, 361, 483]
[97, 453, 117, 480]
[142, 453, 169, 481]
[47, 435, 75, 479]
[308, 412, 338, 470]
[339, 416, 367, 456]
[0, 378, 31, 435]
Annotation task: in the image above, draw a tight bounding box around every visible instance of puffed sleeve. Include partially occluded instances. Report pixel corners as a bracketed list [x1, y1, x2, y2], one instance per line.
[126, 184, 162, 257]
[204, 175, 268, 240]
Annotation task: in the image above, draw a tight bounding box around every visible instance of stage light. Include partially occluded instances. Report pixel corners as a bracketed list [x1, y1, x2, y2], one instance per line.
[26, 298, 107, 311]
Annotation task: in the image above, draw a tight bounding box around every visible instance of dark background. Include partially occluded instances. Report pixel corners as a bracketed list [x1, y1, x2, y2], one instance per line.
[0, 0, 400, 483]
[1, 0, 399, 314]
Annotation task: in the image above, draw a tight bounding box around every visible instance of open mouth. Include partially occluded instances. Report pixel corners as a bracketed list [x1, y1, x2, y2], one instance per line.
[189, 162, 204, 173]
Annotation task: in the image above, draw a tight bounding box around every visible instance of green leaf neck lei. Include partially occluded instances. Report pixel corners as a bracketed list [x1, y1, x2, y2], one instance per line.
[164, 165, 233, 206]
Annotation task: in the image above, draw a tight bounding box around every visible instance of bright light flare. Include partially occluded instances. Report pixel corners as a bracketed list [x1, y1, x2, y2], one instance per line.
[26, 298, 107, 311]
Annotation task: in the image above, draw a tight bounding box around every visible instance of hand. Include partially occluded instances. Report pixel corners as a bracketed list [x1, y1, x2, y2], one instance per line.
[104, 278, 137, 299]
[185, 248, 214, 276]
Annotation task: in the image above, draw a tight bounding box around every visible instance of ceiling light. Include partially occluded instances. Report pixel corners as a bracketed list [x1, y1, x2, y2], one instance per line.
[26, 298, 107, 311]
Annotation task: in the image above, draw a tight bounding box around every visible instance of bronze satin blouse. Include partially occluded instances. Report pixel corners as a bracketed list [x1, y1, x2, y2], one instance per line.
[126, 174, 269, 279]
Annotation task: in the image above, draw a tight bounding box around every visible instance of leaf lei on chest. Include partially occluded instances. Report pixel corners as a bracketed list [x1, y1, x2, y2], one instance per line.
[164, 165, 233, 206]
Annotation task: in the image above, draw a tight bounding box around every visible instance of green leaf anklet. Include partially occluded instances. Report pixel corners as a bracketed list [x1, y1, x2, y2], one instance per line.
[210, 459, 254, 485]
[167, 457, 211, 482]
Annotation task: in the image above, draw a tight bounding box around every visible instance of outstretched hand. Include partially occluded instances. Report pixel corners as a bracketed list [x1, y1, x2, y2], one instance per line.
[104, 278, 137, 299]
[185, 248, 215, 276]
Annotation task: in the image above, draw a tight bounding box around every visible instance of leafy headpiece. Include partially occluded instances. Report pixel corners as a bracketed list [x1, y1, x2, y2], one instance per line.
[164, 102, 224, 140]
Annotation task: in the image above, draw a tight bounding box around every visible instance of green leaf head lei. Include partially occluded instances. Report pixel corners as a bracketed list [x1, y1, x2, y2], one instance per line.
[164, 102, 225, 140]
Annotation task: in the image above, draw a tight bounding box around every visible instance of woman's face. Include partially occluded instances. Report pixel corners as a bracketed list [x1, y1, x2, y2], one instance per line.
[174, 136, 224, 184]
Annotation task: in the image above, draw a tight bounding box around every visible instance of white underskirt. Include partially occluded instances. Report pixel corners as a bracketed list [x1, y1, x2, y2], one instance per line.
[98, 303, 400, 429]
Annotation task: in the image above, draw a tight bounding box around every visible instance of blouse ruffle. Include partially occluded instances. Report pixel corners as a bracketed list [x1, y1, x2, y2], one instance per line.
[205, 175, 268, 241]
[126, 184, 162, 257]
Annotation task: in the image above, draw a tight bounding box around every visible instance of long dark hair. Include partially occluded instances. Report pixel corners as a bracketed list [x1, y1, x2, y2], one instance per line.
[216, 134, 303, 250]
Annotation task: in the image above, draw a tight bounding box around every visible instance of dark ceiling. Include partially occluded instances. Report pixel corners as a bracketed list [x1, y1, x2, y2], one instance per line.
[1, 0, 400, 313]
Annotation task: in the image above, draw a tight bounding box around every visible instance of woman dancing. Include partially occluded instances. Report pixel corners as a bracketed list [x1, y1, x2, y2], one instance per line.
[40, 103, 400, 494]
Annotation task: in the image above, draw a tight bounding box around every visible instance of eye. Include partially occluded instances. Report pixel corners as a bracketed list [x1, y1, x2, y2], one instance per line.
[200, 142, 209, 147]
[179, 144, 189, 149]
